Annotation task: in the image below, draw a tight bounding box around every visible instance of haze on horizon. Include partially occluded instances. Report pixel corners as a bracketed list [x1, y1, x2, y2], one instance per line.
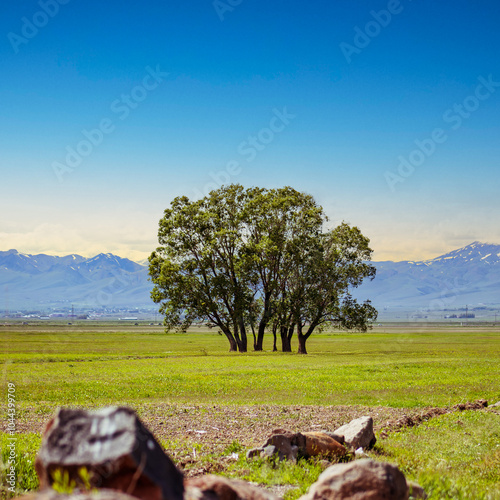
[1, 1, 499, 263]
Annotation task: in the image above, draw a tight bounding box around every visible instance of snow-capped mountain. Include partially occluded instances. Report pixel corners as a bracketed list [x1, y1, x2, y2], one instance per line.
[0, 250, 151, 310]
[354, 242, 500, 310]
[1, 242, 499, 313]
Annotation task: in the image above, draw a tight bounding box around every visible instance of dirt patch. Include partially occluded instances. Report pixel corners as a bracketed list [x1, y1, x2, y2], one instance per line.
[379, 399, 489, 437]
[10, 400, 490, 461]
[11, 403, 418, 449]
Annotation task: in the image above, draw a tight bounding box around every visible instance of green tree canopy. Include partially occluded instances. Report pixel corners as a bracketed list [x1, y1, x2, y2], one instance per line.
[149, 184, 377, 353]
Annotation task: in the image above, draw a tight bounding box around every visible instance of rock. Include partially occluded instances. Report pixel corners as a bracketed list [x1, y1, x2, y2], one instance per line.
[266, 434, 297, 460]
[321, 432, 345, 445]
[300, 459, 408, 500]
[262, 432, 308, 461]
[14, 490, 138, 500]
[334, 416, 376, 450]
[302, 432, 347, 459]
[261, 445, 277, 458]
[490, 401, 500, 408]
[407, 481, 427, 499]
[35, 407, 184, 500]
[246, 448, 262, 459]
[187, 475, 280, 500]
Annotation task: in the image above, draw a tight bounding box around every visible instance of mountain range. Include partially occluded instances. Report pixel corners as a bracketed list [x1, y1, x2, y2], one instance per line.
[0, 250, 151, 311]
[1, 242, 499, 315]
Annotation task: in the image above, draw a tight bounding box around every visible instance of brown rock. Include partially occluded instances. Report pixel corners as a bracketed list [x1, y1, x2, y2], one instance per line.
[186, 475, 279, 500]
[302, 432, 347, 459]
[300, 459, 408, 500]
[35, 407, 184, 500]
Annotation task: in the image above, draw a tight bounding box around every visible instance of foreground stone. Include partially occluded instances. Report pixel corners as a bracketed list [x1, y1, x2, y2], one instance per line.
[302, 433, 347, 459]
[300, 459, 408, 500]
[186, 475, 279, 500]
[334, 417, 376, 450]
[35, 407, 184, 500]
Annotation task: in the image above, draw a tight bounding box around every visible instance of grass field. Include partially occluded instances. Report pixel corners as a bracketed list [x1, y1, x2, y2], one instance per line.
[1, 324, 500, 499]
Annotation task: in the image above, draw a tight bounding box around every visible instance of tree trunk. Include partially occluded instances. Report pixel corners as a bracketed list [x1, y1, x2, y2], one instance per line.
[272, 324, 278, 352]
[255, 293, 272, 351]
[237, 317, 248, 352]
[221, 327, 238, 352]
[280, 326, 292, 352]
[297, 332, 307, 354]
[251, 323, 257, 351]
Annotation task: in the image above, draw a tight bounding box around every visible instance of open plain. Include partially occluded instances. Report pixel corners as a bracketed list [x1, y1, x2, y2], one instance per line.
[1, 323, 500, 499]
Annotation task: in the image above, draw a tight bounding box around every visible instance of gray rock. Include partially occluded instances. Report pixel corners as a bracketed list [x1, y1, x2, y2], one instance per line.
[261, 445, 277, 458]
[300, 459, 408, 500]
[334, 416, 376, 450]
[263, 433, 301, 461]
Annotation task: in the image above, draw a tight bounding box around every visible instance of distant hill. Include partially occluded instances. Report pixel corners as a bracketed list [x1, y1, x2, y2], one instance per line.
[353, 241, 500, 313]
[1, 242, 499, 314]
[0, 250, 151, 311]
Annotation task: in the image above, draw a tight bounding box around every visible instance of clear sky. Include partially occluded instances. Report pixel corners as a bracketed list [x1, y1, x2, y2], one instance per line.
[1, 0, 499, 262]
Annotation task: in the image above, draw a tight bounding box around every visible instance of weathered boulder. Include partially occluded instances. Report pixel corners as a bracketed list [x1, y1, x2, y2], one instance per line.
[14, 490, 138, 500]
[302, 433, 347, 459]
[35, 407, 184, 500]
[334, 416, 376, 450]
[260, 432, 306, 461]
[300, 459, 408, 500]
[262, 434, 298, 461]
[186, 475, 279, 500]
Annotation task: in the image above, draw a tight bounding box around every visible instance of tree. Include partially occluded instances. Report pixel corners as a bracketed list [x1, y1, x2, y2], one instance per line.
[285, 223, 377, 354]
[242, 186, 324, 350]
[149, 185, 254, 352]
[149, 184, 377, 353]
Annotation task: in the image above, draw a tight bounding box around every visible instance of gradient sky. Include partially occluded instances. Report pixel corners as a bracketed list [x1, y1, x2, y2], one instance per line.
[1, 0, 499, 262]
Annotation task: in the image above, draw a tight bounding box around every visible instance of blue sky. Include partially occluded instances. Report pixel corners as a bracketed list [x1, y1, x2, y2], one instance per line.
[1, 0, 499, 261]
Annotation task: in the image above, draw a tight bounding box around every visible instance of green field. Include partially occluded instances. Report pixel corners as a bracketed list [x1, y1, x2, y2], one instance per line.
[1, 325, 500, 499]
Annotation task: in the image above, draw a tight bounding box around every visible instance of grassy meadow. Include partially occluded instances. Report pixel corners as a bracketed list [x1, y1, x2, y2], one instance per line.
[1, 324, 500, 499]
